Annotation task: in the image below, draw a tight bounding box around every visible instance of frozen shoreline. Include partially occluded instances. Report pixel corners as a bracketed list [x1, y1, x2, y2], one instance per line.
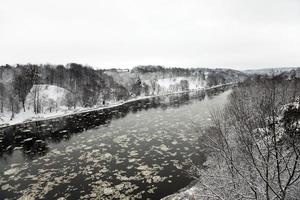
[0, 83, 234, 128]
[161, 180, 199, 200]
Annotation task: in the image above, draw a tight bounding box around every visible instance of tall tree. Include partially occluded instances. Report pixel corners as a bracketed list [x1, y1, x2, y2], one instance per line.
[0, 83, 5, 113]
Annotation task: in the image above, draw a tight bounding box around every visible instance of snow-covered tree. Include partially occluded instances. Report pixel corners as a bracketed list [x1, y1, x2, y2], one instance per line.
[190, 77, 300, 200]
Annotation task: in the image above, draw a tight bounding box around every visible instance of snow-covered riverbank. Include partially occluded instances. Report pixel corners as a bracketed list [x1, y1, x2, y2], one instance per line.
[0, 83, 234, 128]
[161, 180, 199, 200]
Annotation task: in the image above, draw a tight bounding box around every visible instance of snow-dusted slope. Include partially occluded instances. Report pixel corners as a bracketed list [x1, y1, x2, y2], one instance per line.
[105, 71, 208, 96]
[156, 77, 206, 90]
[25, 84, 70, 113]
[143, 76, 207, 95]
[0, 85, 72, 125]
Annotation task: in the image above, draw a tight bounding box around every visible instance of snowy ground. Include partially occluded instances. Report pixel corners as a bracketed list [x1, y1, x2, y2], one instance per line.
[162, 183, 199, 200]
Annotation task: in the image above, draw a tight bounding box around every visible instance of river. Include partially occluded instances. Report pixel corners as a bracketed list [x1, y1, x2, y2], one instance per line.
[0, 87, 231, 200]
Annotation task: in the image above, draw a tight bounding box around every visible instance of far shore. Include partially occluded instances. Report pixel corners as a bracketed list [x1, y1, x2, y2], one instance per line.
[0, 83, 234, 129]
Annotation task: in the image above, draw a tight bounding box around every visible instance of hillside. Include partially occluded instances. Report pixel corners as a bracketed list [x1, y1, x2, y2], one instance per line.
[0, 64, 247, 125]
[106, 66, 247, 96]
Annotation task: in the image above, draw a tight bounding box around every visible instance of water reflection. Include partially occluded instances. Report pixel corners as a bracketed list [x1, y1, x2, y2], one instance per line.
[0, 86, 229, 159]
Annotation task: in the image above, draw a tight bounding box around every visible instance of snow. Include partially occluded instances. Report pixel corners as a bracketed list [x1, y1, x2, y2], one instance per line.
[161, 182, 198, 200]
[103, 188, 114, 195]
[1, 184, 12, 191]
[160, 144, 170, 151]
[156, 77, 206, 91]
[4, 168, 20, 176]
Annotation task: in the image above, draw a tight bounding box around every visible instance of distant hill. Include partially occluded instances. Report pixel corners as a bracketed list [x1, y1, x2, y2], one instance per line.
[243, 67, 299, 75]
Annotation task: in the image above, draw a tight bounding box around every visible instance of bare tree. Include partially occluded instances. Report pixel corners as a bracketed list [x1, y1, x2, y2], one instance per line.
[33, 85, 41, 114]
[190, 78, 300, 200]
[0, 83, 6, 113]
[13, 65, 39, 112]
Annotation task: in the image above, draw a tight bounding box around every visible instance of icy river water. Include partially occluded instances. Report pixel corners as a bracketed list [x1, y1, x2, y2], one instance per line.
[0, 88, 231, 200]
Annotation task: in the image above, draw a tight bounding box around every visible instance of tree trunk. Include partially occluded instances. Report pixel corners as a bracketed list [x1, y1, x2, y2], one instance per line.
[0, 100, 3, 113]
[34, 87, 37, 114]
[22, 101, 26, 112]
[10, 101, 14, 120]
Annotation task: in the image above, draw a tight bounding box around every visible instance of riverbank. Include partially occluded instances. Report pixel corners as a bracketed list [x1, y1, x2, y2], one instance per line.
[161, 180, 199, 200]
[0, 83, 235, 128]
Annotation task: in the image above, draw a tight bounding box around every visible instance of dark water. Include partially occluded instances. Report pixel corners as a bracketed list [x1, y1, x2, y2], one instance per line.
[0, 87, 231, 200]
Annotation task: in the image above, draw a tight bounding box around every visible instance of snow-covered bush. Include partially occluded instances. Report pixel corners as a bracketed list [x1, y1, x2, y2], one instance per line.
[280, 97, 300, 139]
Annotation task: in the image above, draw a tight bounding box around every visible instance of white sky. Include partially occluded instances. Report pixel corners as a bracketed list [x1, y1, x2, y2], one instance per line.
[1, 0, 300, 69]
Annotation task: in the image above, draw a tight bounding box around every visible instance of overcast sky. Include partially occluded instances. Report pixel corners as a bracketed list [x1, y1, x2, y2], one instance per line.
[1, 0, 300, 69]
